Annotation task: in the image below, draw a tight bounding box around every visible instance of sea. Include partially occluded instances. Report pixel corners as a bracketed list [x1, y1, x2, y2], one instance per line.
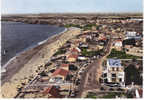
[1, 21, 65, 67]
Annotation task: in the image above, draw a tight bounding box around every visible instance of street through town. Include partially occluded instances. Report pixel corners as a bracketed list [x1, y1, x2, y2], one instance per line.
[76, 35, 113, 98]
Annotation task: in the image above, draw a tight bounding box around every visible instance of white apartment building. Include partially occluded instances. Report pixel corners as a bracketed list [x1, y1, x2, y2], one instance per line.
[102, 59, 125, 87]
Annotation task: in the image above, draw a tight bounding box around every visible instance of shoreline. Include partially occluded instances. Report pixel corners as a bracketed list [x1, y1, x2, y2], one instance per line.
[1, 27, 81, 98]
[1, 28, 67, 84]
[1, 28, 67, 70]
[1, 21, 66, 67]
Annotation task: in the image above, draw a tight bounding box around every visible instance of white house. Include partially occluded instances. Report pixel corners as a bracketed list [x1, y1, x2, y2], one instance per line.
[102, 59, 125, 87]
[126, 31, 136, 37]
[125, 31, 141, 40]
[76, 47, 81, 52]
[114, 40, 122, 47]
[78, 56, 87, 61]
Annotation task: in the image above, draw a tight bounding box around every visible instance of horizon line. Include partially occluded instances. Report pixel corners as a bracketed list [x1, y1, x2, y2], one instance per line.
[2, 12, 143, 16]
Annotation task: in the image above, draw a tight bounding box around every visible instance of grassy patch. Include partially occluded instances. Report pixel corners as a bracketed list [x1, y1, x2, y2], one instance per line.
[86, 92, 126, 99]
[86, 92, 97, 98]
[107, 49, 141, 59]
[53, 49, 66, 56]
[83, 24, 99, 30]
[64, 24, 82, 28]
[81, 48, 103, 57]
[64, 23, 99, 31]
[100, 92, 117, 98]
[39, 71, 47, 76]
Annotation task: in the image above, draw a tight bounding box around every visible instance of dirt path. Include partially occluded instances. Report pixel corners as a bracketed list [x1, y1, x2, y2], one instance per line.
[76, 36, 113, 98]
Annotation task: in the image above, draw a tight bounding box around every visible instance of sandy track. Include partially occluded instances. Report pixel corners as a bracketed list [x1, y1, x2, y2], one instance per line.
[76, 37, 113, 98]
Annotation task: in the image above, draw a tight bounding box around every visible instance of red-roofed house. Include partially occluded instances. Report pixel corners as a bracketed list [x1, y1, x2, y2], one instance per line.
[98, 34, 105, 41]
[114, 40, 122, 51]
[67, 54, 78, 62]
[52, 68, 69, 80]
[42, 86, 61, 98]
[71, 48, 79, 54]
[114, 40, 122, 47]
[101, 37, 107, 41]
[61, 64, 69, 71]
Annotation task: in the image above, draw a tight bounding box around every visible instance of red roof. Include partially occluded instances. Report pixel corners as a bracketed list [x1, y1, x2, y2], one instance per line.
[101, 37, 107, 41]
[42, 86, 61, 98]
[61, 64, 69, 67]
[68, 54, 78, 59]
[71, 48, 79, 53]
[52, 68, 69, 77]
[115, 40, 122, 42]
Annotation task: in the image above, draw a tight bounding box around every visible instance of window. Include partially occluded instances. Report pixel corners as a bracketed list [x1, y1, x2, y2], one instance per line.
[104, 79, 108, 83]
[112, 78, 116, 82]
[112, 67, 115, 71]
[117, 68, 119, 71]
[112, 73, 116, 77]
[119, 78, 122, 82]
[104, 73, 107, 77]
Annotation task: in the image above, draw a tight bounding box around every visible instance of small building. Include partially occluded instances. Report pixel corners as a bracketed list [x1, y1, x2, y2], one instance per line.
[71, 48, 81, 54]
[97, 45, 103, 50]
[76, 47, 81, 52]
[71, 40, 80, 47]
[98, 34, 106, 41]
[125, 46, 142, 57]
[79, 43, 89, 49]
[78, 56, 87, 61]
[79, 35, 87, 42]
[102, 59, 125, 87]
[51, 68, 69, 82]
[124, 45, 132, 50]
[114, 40, 122, 47]
[74, 40, 81, 46]
[67, 54, 78, 62]
[125, 31, 141, 40]
[123, 38, 136, 46]
[40, 76, 49, 82]
[114, 40, 123, 51]
[67, 48, 80, 55]
[42, 86, 61, 98]
[126, 31, 136, 37]
[61, 64, 69, 71]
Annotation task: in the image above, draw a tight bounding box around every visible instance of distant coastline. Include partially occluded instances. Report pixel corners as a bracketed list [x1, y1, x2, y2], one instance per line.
[1, 13, 143, 27]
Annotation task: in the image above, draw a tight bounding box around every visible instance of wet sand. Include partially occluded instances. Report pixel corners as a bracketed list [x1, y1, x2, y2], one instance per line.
[1, 32, 62, 85]
[1, 27, 81, 98]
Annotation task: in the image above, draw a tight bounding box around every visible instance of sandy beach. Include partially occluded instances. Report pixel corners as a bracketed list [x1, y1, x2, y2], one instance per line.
[1, 27, 81, 98]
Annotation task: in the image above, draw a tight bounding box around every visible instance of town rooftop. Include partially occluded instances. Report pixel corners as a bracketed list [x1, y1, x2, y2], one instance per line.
[107, 59, 122, 67]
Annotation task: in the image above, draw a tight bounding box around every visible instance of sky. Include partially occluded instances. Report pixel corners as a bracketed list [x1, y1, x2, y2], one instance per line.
[1, 0, 143, 14]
